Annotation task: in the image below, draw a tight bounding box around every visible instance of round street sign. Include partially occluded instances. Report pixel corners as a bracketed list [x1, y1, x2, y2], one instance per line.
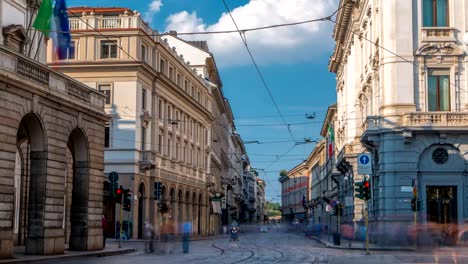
[108, 171, 119, 183]
[359, 155, 370, 165]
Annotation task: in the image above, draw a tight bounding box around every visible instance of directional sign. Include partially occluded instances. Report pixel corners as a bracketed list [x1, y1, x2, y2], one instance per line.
[108, 171, 119, 183]
[357, 153, 372, 175]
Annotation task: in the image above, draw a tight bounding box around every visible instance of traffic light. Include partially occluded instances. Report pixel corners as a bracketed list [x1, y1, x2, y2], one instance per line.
[115, 185, 123, 203]
[354, 181, 364, 200]
[411, 197, 417, 211]
[123, 189, 132, 212]
[154, 182, 162, 200]
[417, 200, 423, 212]
[159, 202, 170, 214]
[363, 180, 371, 201]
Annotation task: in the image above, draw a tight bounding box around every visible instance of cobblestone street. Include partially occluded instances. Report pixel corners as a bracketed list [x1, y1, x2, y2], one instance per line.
[35, 225, 468, 264]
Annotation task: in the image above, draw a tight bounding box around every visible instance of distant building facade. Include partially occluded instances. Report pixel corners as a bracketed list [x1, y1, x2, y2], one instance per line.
[280, 165, 309, 222]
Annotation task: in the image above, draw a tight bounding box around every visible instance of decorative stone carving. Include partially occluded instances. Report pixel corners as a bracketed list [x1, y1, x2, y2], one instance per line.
[416, 43, 463, 56]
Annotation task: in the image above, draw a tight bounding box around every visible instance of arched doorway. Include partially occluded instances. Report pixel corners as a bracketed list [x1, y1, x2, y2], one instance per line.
[185, 191, 191, 223]
[170, 188, 176, 223]
[67, 128, 90, 250]
[15, 114, 47, 254]
[178, 189, 183, 234]
[192, 192, 197, 235]
[198, 193, 202, 235]
[138, 183, 146, 239]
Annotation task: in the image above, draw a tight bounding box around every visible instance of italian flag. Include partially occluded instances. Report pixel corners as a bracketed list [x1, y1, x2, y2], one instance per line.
[33, 0, 71, 59]
[327, 124, 334, 158]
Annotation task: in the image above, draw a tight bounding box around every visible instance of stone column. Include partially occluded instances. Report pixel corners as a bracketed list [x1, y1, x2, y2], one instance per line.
[26, 151, 64, 255]
[69, 161, 91, 251]
[0, 148, 15, 258]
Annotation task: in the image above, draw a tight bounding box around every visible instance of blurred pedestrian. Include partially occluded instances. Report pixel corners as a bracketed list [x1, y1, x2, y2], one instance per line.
[101, 215, 107, 248]
[144, 220, 154, 253]
[182, 221, 192, 253]
[167, 216, 176, 254]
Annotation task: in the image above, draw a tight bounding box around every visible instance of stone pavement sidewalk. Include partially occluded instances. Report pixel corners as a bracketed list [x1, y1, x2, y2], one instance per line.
[0, 243, 135, 264]
[307, 233, 416, 252]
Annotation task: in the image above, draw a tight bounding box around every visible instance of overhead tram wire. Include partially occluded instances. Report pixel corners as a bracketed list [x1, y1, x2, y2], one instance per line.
[42, 4, 348, 38]
[220, 0, 296, 141]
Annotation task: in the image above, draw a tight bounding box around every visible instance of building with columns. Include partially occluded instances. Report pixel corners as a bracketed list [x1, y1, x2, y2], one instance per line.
[330, 0, 468, 245]
[0, 0, 107, 258]
[280, 164, 309, 222]
[48, 7, 224, 239]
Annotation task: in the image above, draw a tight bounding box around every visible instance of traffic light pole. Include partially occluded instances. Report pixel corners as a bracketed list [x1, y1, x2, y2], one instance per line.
[365, 202, 370, 255]
[119, 194, 123, 248]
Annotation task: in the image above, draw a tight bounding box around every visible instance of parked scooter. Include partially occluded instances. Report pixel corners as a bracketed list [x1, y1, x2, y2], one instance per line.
[230, 227, 239, 241]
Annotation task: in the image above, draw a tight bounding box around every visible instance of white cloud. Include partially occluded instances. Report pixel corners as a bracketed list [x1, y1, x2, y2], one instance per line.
[144, 0, 163, 23]
[164, 0, 337, 67]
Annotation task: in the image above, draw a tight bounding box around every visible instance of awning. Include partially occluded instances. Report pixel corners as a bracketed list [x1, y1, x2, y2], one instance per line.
[211, 201, 222, 214]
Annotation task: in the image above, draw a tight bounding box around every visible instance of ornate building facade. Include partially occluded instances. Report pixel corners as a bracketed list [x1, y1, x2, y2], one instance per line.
[330, 0, 468, 245]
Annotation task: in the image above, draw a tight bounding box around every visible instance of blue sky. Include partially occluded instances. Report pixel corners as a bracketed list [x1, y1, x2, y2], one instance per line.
[68, 0, 338, 203]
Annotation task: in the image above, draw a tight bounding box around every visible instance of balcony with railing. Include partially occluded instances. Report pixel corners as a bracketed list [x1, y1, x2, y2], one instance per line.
[421, 27, 456, 43]
[139, 150, 156, 170]
[68, 13, 157, 41]
[402, 112, 468, 129]
[0, 45, 104, 111]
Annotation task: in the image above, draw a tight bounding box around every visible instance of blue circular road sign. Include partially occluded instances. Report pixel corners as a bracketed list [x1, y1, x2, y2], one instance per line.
[360, 155, 370, 165]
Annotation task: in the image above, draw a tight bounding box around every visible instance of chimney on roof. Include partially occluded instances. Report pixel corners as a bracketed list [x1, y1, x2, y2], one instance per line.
[168, 30, 177, 36]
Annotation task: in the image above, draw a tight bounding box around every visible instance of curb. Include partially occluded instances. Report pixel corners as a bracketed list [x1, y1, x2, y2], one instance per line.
[0, 248, 136, 264]
[108, 235, 216, 243]
[307, 235, 416, 252]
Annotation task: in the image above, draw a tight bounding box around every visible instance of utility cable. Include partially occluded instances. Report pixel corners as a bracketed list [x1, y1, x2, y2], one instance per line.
[221, 0, 296, 141]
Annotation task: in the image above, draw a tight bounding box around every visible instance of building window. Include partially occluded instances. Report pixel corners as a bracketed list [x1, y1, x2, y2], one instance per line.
[176, 139, 180, 160]
[168, 137, 172, 158]
[100, 40, 117, 59]
[158, 99, 163, 120]
[142, 89, 146, 110]
[104, 125, 110, 148]
[98, 84, 112, 105]
[141, 126, 146, 150]
[197, 91, 201, 102]
[141, 44, 146, 61]
[169, 67, 174, 80]
[184, 80, 189, 92]
[428, 69, 450, 111]
[177, 73, 181, 86]
[158, 133, 163, 153]
[423, 0, 448, 27]
[167, 104, 172, 121]
[160, 59, 166, 74]
[63, 41, 75, 60]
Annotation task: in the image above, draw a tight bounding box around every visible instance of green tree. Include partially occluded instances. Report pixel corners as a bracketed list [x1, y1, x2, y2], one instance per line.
[279, 170, 288, 179]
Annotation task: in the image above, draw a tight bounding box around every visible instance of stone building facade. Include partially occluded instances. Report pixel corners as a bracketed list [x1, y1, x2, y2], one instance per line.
[0, 1, 107, 258]
[280, 164, 309, 222]
[330, 0, 468, 245]
[48, 7, 243, 239]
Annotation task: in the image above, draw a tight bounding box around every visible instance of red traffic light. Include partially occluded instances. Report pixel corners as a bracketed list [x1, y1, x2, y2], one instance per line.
[116, 188, 122, 195]
[364, 181, 370, 188]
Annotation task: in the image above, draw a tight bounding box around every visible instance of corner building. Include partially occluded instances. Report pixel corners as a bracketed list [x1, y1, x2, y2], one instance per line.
[49, 7, 219, 238]
[330, 0, 468, 245]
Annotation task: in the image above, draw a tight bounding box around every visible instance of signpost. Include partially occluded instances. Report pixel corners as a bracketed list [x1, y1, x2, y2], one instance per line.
[357, 153, 372, 175]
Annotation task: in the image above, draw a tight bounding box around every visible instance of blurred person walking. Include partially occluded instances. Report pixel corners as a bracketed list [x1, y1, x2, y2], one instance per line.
[101, 215, 107, 248]
[182, 221, 192, 253]
[144, 220, 154, 253]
